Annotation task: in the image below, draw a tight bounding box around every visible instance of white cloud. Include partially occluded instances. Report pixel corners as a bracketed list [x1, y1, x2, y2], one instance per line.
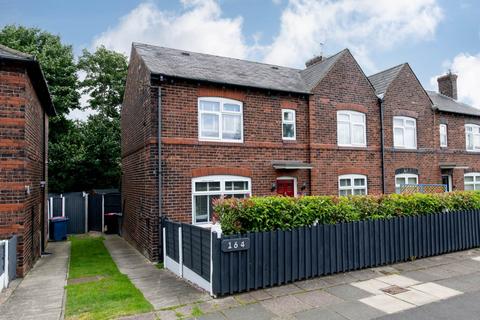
[93, 0, 248, 59]
[431, 53, 480, 108]
[263, 0, 443, 71]
[92, 0, 443, 74]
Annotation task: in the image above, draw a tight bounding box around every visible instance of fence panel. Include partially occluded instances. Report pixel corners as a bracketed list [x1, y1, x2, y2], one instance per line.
[51, 196, 63, 217]
[64, 192, 86, 234]
[7, 236, 16, 282]
[0, 242, 4, 277]
[212, 210, 480, 296]
[182, 224, 211, 281]
[88, 194, 103, 232]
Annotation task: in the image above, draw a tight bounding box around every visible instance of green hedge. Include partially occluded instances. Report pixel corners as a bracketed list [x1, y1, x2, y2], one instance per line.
[213, 192, 480, 235]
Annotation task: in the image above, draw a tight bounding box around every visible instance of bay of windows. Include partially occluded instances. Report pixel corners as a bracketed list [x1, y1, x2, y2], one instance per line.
[192, 175, 251, 224]
[338, 174, 367, 196]
[337, 111, 366, 147]
[198, 97, 243, 142]
[465, 124, 480, 151]
[393, 116, 417, 149]
[464, 173, 480, 191]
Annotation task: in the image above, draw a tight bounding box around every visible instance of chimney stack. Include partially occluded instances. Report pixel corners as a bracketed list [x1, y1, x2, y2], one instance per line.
[437, 72, 458, 100]
[305, 56, 323, 68]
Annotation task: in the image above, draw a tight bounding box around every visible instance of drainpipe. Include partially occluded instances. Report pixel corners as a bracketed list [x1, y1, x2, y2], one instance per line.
[156, 84, 163, 260]
[379, 95, 386, 194]
[40, 110, 46, 253]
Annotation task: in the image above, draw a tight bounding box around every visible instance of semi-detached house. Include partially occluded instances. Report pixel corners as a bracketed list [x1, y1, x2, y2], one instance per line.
[121, 42, 480, 261]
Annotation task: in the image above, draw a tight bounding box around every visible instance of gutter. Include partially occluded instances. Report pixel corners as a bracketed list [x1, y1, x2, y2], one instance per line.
[378, 94, 386, 194]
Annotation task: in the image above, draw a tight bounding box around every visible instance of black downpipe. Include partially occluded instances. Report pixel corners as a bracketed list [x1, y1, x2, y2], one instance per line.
[41, 110, 46, 253]
[157, 86, 163, 261]
[379, 97, 386, 194]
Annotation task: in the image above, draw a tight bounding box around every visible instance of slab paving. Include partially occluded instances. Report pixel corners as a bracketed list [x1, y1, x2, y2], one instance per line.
[103, 235, 210, 310]
[0, 241, 70, 320]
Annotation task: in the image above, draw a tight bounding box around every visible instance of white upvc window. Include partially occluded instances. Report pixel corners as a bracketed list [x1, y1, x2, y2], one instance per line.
[338, 174, 367, 196]
[395, 173, 418, 194]
[439, 124, 448, 147]
[464, 173, 480, 190]
[282, 109, 296, 140]
[337, 111, 366, 147]
[465, 124, 480, 151]
[198, 97, 243, 142]
[192, 175, 251, 224]
[393, 116, 417, 149]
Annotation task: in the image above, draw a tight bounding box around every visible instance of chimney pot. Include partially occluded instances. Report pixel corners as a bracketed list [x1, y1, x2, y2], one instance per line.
[305, 56, 323, 68]
[437, 72, 458, 100]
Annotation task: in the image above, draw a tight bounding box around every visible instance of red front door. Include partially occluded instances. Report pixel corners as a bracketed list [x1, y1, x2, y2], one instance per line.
[276, 179, 295, 197]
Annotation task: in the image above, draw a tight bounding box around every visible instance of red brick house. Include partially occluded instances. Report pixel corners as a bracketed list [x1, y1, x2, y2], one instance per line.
[0, 45, 55, 276]
[121, 42, 480, 261]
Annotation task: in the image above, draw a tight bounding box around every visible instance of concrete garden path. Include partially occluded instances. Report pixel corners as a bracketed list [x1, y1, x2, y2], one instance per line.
[0, 241, 70, 320]
[104, 235, 211, 310]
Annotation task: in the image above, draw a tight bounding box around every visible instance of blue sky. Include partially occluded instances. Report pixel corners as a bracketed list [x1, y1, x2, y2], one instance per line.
[1, 0, 479, 118]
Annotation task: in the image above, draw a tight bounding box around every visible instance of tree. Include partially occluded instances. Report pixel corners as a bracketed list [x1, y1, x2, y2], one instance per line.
[77, 46, 128, 118]
[0, 25, 79, 117]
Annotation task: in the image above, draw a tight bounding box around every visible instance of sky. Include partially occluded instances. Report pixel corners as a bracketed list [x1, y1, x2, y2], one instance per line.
[1, 0, 479, 120]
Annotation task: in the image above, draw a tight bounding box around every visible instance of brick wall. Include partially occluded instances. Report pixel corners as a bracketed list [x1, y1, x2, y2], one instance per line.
[310, 51, 383, 195]
[0, 61, 48, 276]
[121, 49, 160, 260]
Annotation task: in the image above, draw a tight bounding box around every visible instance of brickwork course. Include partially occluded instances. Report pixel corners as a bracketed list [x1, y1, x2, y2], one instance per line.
[121, 42, 480, 262]
[0, 44, 55, 276]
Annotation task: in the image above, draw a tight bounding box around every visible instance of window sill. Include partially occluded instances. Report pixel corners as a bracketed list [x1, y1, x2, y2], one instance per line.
[199, 138, 244, 144]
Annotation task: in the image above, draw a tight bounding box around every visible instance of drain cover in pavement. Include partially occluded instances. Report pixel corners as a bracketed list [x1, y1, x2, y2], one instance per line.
[381, 285, 409, 295]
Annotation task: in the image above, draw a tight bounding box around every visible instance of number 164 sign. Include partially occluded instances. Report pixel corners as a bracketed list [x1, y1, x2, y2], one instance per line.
[221, 238, 250, 252]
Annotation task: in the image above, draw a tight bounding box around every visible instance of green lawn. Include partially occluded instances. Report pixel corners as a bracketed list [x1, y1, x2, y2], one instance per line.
[65, 236, 153, 320]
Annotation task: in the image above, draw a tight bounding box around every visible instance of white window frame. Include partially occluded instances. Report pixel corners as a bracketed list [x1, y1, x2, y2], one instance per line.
[464, 172, 480, 191]
[465, 124, 480, 152]
[191, 175, 251, 224]
[198, 97, 243, 143]
[395, 173, 418, 194]
[337, 110, 367, 147]
[282, 109, 296, 140]
[439, 124, 448, 148]
[338, 174, 368, 196]
[393, 116, 417, 149]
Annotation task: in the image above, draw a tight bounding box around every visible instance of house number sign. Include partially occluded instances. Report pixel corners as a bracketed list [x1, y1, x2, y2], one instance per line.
[221, 238, 250, 252]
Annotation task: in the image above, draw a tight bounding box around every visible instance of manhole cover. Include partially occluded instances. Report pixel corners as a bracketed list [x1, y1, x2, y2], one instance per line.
[381, 285, 409, 295]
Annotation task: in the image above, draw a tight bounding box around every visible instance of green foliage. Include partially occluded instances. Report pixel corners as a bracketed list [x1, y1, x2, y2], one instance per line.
[215, 192, 480, 235]
[77, 46, 128, 118]
[0, 25, 79, 117]
[66, 236, 153, 319]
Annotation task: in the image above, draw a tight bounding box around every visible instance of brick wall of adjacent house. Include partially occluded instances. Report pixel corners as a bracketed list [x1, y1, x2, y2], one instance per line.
[310, 51, 383, 195]
[381, 64, 440, 193]
[121, 49, 161, 261]
[0, 61, 47, 276]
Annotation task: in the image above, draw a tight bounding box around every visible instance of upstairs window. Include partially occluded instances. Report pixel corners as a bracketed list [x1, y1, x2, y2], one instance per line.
[338, 174, 367, 196]
[395, 173, 418, 194]
[464, 173, 480, 191]
[192, 175, 251, 224]
[282, 109, 296, 140]
[465, 124, 480, 151]
[439, 124, 448, 147]
[337, 111, 366, 147]
[393, 116, 417, 149]
[198, 97, 243, 142]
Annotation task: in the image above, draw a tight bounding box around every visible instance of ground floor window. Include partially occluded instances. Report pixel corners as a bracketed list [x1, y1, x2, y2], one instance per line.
[395, 173, 418, 194]
[338, 174, 367, 196]
[192, 175, 251, 224]
[464, 173, 480, 190]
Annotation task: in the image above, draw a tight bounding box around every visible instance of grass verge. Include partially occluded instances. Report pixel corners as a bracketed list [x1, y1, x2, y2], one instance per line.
[65, 236, 153, 319]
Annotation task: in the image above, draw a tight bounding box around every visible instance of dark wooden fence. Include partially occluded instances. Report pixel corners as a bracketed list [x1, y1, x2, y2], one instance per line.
[163, 210, 480, 296]
[182, 223, 211, 281]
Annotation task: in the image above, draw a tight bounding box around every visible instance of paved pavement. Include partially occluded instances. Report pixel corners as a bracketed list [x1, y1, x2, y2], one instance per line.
[129, 247, 480, 320]
[0, 242, 70, 320]
[104, 235, 211, 310]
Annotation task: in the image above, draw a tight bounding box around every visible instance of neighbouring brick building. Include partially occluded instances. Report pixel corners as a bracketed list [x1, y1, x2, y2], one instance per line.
[122, 42, 480, 261]
[0, 45, 55, 276]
